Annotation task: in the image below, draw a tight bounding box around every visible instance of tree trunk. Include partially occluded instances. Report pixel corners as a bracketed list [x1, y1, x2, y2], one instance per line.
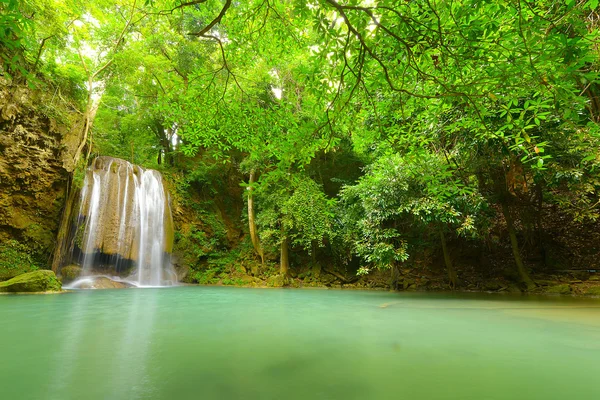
[153, 122, 174, 166]
[501, 202, 535, 289]
[390, 265, 400, 290]
[247, 171, 264, 266]
[165, 127, 174, 166]
[72, 76, 98, 167]
[535, 183, 547, 266]
[280, 236, 289, 276]
[32, 36, 53, 75]
[440, 229, 457, 289]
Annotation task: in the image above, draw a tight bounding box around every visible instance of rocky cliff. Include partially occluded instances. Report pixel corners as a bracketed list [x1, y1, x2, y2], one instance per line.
[0, 78, 80, 268]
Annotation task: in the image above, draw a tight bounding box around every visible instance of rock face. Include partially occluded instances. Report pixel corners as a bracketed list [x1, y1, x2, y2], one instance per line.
[0, 78, 79, 265]
[0, 270, 62, 293]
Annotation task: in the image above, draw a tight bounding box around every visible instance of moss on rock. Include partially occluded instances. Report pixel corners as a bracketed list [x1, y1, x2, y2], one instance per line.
[584, 286, 600, 296]
[0, 270, 61, 293]
[60, 265, 82, 282]
[267, 274, 287, 287]
[545, 284, 572, 295]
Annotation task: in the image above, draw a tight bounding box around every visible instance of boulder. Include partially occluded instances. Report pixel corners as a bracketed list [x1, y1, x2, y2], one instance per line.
[0, 264, 37, 282]
[60, 265, 82, 282]
[267, 274, 286, 287]
[72, 276, 131, 289]
[0, 270, 61, 293]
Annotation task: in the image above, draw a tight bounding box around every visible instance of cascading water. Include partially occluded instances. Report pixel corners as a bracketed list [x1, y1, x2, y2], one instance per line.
[68, 156, 176, 287]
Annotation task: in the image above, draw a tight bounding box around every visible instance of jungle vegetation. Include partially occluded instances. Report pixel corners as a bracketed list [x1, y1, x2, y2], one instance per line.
[1, 0, 599, 289]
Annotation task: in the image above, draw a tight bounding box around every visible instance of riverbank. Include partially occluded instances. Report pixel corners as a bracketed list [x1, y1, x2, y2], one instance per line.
[181, 267, 600, 298]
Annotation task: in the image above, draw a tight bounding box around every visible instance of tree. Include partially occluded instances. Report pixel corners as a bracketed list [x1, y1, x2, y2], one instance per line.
[339, 149, 483, 287]
[7, 0, 597, 289]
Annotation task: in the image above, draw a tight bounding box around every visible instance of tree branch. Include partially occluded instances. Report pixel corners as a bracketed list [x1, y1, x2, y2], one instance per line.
[188, 0, 232, 37]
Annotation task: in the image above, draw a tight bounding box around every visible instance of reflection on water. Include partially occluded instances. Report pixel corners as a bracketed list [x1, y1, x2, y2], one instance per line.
[45, 289, 158, 399]
[1, 287, 600, 400]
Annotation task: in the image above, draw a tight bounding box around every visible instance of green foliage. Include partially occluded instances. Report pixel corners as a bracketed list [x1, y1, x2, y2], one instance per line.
[175, 221, 227, 268]
[192, 269, 219, 285]
[0, 240, 40, 281]
[189, 248, 244, 285]
[254, 171, 335, 257]
[221, 277, 245, 286]
[7, 0, 600, 284]
[72, 162, 89, 190]
[339, 150, 484, 271]
[0, 0, 32, 80]
[282, 178, 336, 251]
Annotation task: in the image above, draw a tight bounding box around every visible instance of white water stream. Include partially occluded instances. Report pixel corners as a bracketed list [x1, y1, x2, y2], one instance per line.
[68, 157, 176, 287]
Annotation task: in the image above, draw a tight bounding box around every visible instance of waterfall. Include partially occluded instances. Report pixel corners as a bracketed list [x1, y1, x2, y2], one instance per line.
[71, 157, 176, 287]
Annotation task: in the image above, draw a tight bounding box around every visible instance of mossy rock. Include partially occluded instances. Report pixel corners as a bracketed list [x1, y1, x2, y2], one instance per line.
[0, 264, 38, 282]
[402, 278, 415, 290]
[0, 270, 61, 293]
[584, 286, 600, 296]
[545, 284, 571, 295]
[267, 274, 287, 287]
[60, 265, 82, 282]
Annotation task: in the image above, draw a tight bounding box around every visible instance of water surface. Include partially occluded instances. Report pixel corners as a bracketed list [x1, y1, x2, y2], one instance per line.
[1, 287, 599, 399]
